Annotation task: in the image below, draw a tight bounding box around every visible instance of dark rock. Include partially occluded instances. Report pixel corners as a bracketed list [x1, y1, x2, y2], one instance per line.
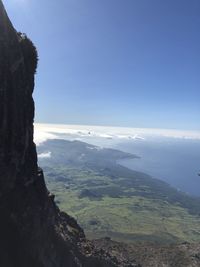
[0, 1, 138, 266]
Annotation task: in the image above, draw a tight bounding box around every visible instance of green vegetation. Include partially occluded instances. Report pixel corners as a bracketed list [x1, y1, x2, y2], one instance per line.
[38, 139, 200, 244]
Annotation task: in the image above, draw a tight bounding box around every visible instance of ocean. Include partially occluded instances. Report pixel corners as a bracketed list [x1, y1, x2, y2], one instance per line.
[114, 138, 200, 197]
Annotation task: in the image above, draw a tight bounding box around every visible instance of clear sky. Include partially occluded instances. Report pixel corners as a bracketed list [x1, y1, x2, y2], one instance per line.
[3, 0, 200, 130]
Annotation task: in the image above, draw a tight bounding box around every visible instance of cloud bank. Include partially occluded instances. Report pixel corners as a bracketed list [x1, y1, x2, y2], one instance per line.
[38, 151, 52, 159]
[34, 123, 200, 146]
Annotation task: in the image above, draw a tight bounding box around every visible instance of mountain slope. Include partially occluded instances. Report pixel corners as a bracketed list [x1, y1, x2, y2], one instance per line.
[38, 139, 200, 244]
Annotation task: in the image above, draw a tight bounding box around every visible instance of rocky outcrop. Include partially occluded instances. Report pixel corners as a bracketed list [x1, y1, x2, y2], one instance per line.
[94, 239, 200, 267]
[0, 1, 138, 266]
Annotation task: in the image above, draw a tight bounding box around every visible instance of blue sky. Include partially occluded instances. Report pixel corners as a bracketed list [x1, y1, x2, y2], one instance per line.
[3, 0, 200, 130]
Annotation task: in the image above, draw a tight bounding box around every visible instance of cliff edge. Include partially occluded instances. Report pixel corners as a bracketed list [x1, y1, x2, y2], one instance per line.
[0, 1, 138, 266]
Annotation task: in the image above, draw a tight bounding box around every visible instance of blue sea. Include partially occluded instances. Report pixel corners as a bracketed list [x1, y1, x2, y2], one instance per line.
[113, 138, 200, 197]
[63, 134, 200, 197]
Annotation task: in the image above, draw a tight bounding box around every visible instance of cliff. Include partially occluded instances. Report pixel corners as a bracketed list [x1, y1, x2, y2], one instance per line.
[0, 1, 138, 266]
[1, 1, 200, 267]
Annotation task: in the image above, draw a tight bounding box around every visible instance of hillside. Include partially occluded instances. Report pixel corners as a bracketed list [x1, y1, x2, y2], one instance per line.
[38, 139, 200, 244]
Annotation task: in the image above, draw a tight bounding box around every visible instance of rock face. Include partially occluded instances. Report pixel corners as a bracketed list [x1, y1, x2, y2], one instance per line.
[0, 1, 82, 266]
[94, 239, 200, 267]
[0, 2, 138, 267]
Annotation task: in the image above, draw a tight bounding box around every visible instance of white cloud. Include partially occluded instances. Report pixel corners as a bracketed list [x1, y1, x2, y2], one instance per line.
[38, 151, 51, 159]
[34, 129, 58, 146]
[34, 123, 200, 146]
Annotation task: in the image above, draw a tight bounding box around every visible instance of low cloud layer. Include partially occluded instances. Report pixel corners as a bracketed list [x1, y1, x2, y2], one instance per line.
[34, 123, 200, 146]
[38, 151, 52, 159]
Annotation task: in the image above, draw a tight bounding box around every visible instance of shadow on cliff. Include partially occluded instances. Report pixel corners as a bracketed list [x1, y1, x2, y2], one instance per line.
[0, 1, 139, 266]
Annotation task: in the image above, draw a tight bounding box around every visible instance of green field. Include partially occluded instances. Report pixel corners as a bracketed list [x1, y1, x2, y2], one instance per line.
[38, 139, 200, 244]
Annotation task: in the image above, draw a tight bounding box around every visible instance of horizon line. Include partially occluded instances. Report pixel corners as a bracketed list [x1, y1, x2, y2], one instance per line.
[34, 122, 200, 133]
